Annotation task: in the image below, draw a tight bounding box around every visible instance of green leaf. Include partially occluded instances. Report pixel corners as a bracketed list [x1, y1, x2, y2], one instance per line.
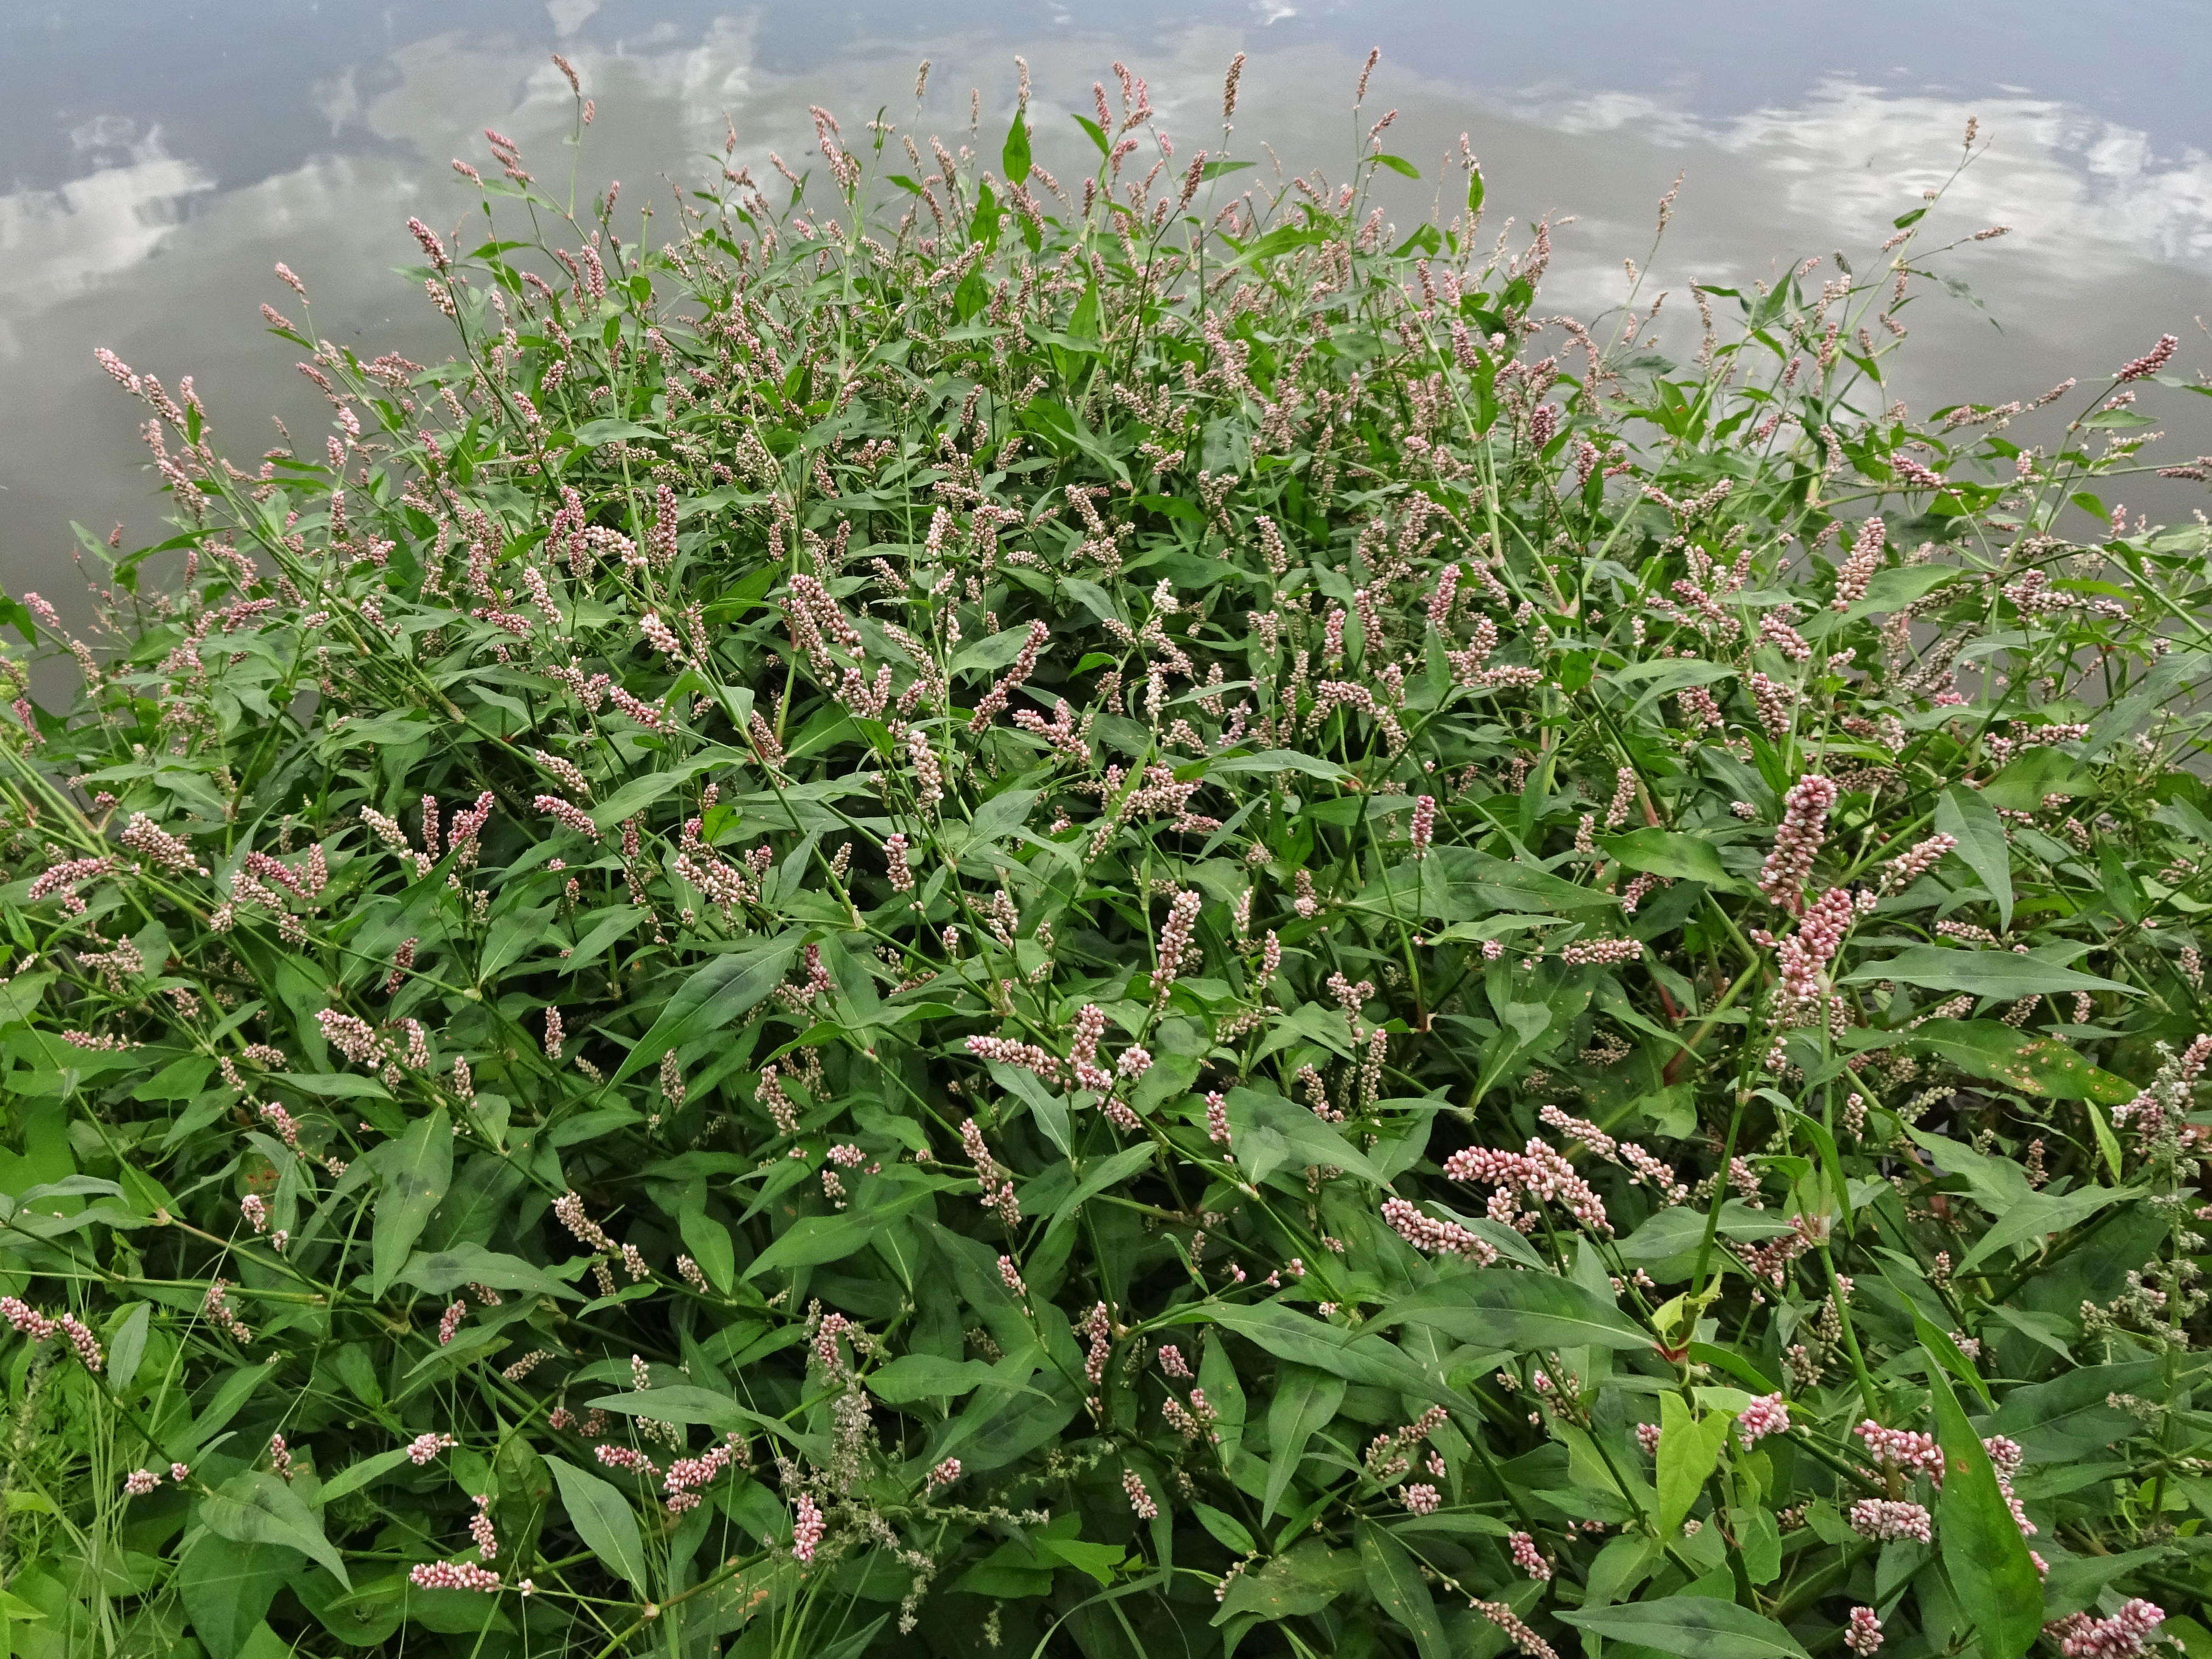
[1904, 1126, 2037, 1212]
[1208, 748, 1346, 781]
[1902, 1296, 1992, 1407]
[370, 1107, 451, 1299]
[107, 1302, 150, 1393]
[200, 1471, 352, 1590]
[1212, 1539, 1359, 1623]
[583, 1386, 783, 1436]
[1466, 165, 1485, 218]
[1370, 154, 1421, 180]
[589, 746, 747, 830]
[1223, 1086, 1386, 1187]
[743, 1184, 933, 1278]
[2086, 1098, 2126, 1182]
[1936, 786, 2011, 930]
[1908, 1019, 2136, 1103]
[1989, 1359, 2164, 1460]
[867, 1355, 1039, 1404]
[1001, 114, 1032, 200]
[286, 1072, 391, 1100]
[1598, 827, 1737, 889]
[1203, 1303, 1472, 1412]
[989, 1061, 1071, 1157]
[611, 934, 801, 1086]
[1983, 747, 2095, 813]
[1263, 1364, 1345, 1521]
[1842, 947, 2137, 999]
[1657, 1392, 1732, 1535]
[1926, 1361, 2044, 1658]
[677, 1192, 736, 1293]
[1560, 1597, 1809, 1658]
[1859, 564, 1961, 614]
[1954, 1182, 2133, 1274]
[1376, 1270, 1652, 1352]
[401, 1242, 579, 1300]
[1357, 1521, 1451, 1659]
[317, 1446, 416, 1503]
[573, 417, 661, 446]
[1198, 1333, 1247, 1463]
[746, 1212, 874, 1276]
[176, 1531, 289, 1659]
[1418, 846, 1616, 918]
[1606, 656, 1736, 717]
[1044, 1143, 1156, 1233]
[545, 1455, 651, 1592]
[1191, 1503, 1256, 1554]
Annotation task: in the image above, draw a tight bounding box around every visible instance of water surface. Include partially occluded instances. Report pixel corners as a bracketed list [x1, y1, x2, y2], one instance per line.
[4, 2, 2209, 616]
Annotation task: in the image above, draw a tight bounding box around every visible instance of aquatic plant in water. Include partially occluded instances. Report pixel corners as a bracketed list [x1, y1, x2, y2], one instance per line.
[1, 47, 2209, 1659]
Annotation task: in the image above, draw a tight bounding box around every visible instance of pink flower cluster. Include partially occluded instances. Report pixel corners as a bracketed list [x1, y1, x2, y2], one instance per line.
[1122, 1468, 1159, 1519]
[409, 1561, 504, 1592]
[1152, 888, 1203, 1002]
[1758, 774, 1837, 914]
[2048, 1599, 2165, 1657]
[1735, 1392, 1790, 1448]
[534, 795, 601, 841]
[1410, 794, 1437, 860]
[1472, 1600, 1560, 1659]
[1380, 1197, 1500, 1264]
[1774, 886, 1856, 1018]
[1884, 832, 1956, 890]
[1844, 1606, 1883, 1654]
[1560, 936, 1642, 965]
[469, 1494, 499, 1559]
[1, 1297, 102, 1369]
[1508, 1530, 1551, 1580]
[662, 1440, 739, 1513]
[1537, 1105, 1687, 1202]
[792, 1494, 826, 1561]
[1443, 1140, 1611, 1234]
[317, 1008, 384, 1065]
[1853, 1419, 1944, 1481]
[2115, 333, 2178, 383]
[1846, 1498, 1932, 1543]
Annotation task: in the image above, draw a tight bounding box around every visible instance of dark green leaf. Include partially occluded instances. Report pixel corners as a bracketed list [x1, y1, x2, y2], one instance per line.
[1558, 1598, 1809, 1658]
[1927, 1361, 2043, 1658]
[1842, 947, 2137, 999]
[545, 1456, 651, 1592]
[1357, 1521, 1451, 1658]
[200, 1472, 352, 1589]
[1936, 786, 2011, 930]
[1376, 1270, 1652, 1352]
[370, 1107, 451, 1299]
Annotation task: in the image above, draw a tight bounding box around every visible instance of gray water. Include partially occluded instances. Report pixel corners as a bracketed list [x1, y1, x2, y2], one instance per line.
[5, 1, 2211, 618]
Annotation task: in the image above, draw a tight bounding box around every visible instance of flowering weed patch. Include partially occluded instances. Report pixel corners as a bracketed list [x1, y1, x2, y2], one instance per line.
[2, 51, 2211, 1659]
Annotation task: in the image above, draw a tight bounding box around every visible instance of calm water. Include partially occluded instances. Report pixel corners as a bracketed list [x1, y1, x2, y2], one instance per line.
[5, 1, 2211, 617]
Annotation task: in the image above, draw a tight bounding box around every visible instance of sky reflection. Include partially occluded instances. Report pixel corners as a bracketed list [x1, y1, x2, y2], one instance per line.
[1, 3, 2207, 611]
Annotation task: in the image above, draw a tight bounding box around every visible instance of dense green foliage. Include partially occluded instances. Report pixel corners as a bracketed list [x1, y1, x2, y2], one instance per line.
[2, 54, 2211, 1659]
